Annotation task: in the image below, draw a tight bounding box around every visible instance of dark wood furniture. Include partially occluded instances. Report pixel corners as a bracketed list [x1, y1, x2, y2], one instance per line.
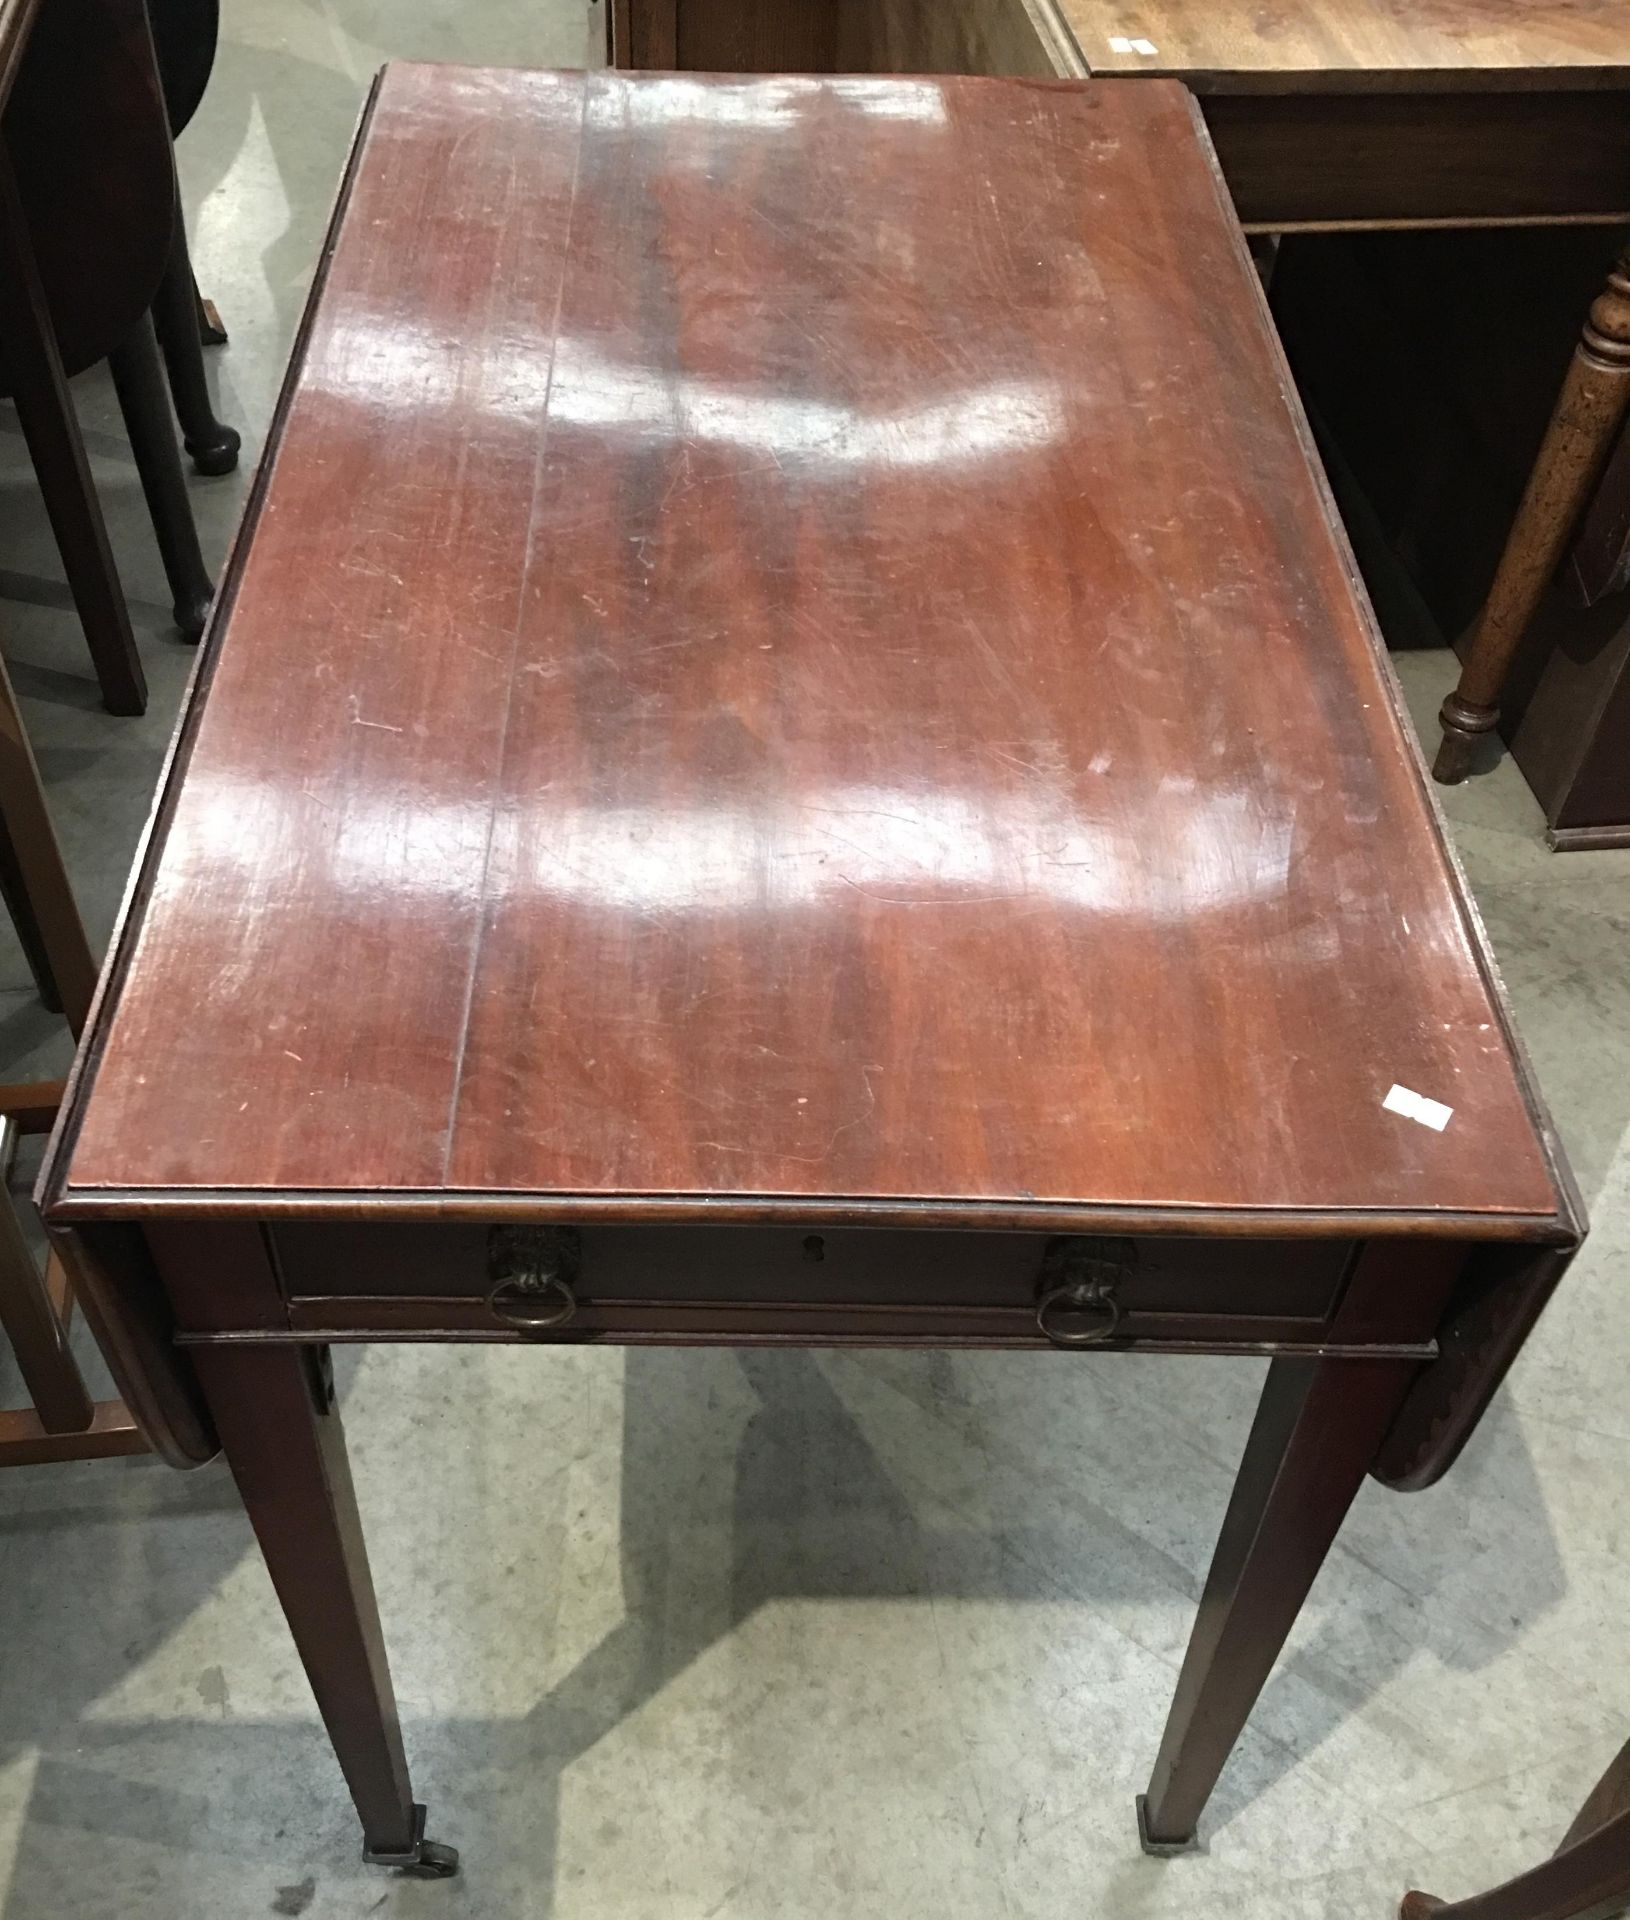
[148, 0, 239, 476]
[1496, 417, 1630, 848]
[1402, 1737, 1630, 1920]
[1, 0, 222, 685]
[0, 149, 145, 714]
[40, 66, 1582, 1879]
[609, 0, 1630, 231]
[0, 0, 147, 1468]
[0, 631, 143, 1467]
[0, 0, 147, 715]
[612, 0, 1630, 842]
[1434, 249, 1630, 801]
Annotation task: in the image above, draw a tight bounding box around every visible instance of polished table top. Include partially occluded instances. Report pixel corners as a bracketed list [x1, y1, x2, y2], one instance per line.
[1054, 0, 1630, 88]
[48, 66, 1568, 1234]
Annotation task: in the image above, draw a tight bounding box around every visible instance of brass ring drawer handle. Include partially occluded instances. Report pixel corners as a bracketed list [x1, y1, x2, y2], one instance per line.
[486, 1272, 578, 1331]
[1035, 1279, 1123, 1348]
[485, 1226, 582, 1332]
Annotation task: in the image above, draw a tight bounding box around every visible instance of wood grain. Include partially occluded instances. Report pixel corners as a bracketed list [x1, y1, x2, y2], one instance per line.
[836, 0, 1076, 75]
[0, 1399, 145, 1465]
[50, 68, 1567, 1233]
[608, 0, 1630, 227]
[616, 0, 1078, 73]
[1436, 248, 1630, 779]
[1060, 0, 1630, 89]
[1201, 89, 1630, 229]
[611, 0, 1630, 97]
[677, 0, 835, 69]
[58, 65, 589, 1195]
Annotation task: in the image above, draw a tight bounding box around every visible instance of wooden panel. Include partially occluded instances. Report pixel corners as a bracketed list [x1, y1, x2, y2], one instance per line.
[1059, 0, 1630, 89]
[1203, 90, 1630, 229]
[44, 1225, 217, 1466]
[1507, 588, 1630, 836]
[273, 1220, 1354, 1318]
[273, 1299, 1398, 1350]
[612, 0, 1077, 74]
[836, 0, 1078, 75]
[1373, 1238, 1568, 1488]
[52, 70, 1566, 1232]
[625, 0, 677, 64]
[146, 1217, 291, 1332]
[677, 0, 835, 70]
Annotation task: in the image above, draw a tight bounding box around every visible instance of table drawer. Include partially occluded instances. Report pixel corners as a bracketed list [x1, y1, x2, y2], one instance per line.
[271, 1222, 1357, 1347]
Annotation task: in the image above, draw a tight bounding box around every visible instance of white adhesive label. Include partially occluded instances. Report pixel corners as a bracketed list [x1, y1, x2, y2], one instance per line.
[1383, 1084, 1453, 1132]
[1108, 34, 1160, 52]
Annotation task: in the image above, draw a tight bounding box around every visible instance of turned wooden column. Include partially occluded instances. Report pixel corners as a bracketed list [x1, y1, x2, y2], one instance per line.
[1434, 250, 1630, 783]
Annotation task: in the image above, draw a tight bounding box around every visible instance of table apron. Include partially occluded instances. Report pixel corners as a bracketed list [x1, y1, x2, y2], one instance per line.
[138, 1219, 1474, 1408]
[1202, 89, 1630, 230]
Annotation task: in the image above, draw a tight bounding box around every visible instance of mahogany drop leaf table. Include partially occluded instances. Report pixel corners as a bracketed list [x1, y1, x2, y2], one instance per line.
[39, 66, 1582, 1878]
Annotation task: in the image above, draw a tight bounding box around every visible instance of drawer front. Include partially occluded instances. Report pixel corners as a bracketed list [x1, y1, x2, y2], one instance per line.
[271, 1221, 1357, 1347]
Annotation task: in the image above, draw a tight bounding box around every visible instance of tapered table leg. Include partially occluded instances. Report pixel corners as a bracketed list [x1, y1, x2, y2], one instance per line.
[1138, 1354, 1422, 1852]
[1435, 249, 1630, 784]
[0, 152, 147, 718]
[0, 817, 66, 1016]
[152, 199, 239, 475]
[107, 314, 214, 642]
[0, 1180, 93, 1433]
[0, 646, 99, 1034]
[189, 1342, 458, 1877]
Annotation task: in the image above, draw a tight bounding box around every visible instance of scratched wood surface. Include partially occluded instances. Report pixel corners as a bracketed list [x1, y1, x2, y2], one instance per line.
[1060, 0, 1630, 87]
[50, 66, 1567, 1225]
[612, 0, 1630, 92]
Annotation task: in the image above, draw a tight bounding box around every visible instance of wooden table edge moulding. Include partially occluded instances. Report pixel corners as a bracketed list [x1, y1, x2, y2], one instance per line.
[38, 65, 1583, 1882]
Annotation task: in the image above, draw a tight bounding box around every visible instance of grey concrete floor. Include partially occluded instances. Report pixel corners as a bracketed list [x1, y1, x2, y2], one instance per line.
[3, 8, 1630, 1918]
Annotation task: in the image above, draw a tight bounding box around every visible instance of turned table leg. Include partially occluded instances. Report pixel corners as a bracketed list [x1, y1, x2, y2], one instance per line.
[0, 645, 99, 1033]
[189, 1342, 458, 1878]
[1138, 1354, 1422, 1851]
[1435, 249, 1630, 784]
